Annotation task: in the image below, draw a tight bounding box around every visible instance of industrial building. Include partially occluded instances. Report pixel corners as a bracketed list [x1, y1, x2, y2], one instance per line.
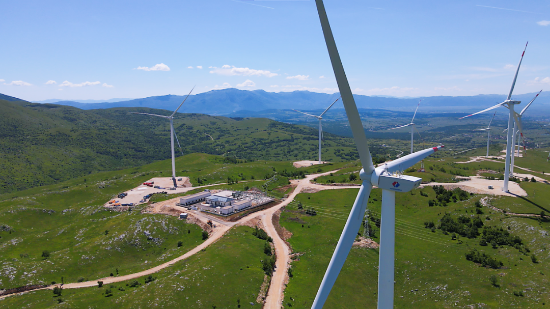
[179, 190, 211, 206]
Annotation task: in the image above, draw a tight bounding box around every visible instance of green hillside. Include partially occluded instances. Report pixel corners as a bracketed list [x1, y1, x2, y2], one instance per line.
[0, 99, 399, 194]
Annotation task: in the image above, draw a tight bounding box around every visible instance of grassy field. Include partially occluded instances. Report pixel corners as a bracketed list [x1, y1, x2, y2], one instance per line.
[0, 152, 313, 290]
[280, 188, 550, 308]
[0, 226, 268, 308]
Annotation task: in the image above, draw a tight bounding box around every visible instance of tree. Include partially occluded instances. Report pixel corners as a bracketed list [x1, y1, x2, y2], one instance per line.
[202, 230, 209, 240]
[531, 177, 536, 182]
[98, 281, 103, 288]
[349, 173, 357, 181]
[264, 242, 272, 256]
[53, 286, 63, 297]
[489, 275, 499, 287]
[177, 240, 183, 247]
[42, 250, 50, 259]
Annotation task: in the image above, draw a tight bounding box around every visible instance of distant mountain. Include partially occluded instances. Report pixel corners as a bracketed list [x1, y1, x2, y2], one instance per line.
[30, 88, 550, 116]
[0, 93, 24, 102]
[35, 98, 134, 104]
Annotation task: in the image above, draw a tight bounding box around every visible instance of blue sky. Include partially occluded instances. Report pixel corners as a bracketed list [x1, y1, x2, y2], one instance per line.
[1, 0, 549, 101]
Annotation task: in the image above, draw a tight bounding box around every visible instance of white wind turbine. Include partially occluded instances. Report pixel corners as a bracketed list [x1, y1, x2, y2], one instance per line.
[389, 100, 422, 154]
[293, 97, 340, 163]
[460, 43, 528, 193]
[312, 1, 444, 308]
[510, 90, 542, 175]
[474, 111, 496, 158]
[131, 87, 194, 187]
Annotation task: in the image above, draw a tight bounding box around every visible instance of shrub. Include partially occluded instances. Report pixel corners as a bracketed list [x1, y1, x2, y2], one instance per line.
[105, 288, 113, 297]
[98, 281, 103, 288]
[264, 242, 272, 256]
[177, 241, 183, 247]
[53, 286, 62, 297]
[465, 249, 503, 269]
[531, 254, 538, 264]
[145, 275, 156, 284]
[129, 280, 140, 287]
[489, 275, 499, 287]
[41, 250, 50, 259]
[202, 230, 209, 240]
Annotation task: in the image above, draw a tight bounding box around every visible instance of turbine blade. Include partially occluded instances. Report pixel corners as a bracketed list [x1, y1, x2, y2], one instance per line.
[513, 113, 526, 149]
[459, 102, 505, 119]
[488, 111, 496, 128]
[388, 123, 412, 130]
[171, 86, 195, 117]
[520, 90, 542, 115]
[312, 183, 371, 309]
[378, 145, 444, 174]
[411, 100, 421, 123]
[507, 42, 528, 100]
[130, 112, 170, 118]
[315, 0, 374, 173]
[319, 97, 341, 117]
[292, 109, 320, 118]
[174, 129, 184, 156]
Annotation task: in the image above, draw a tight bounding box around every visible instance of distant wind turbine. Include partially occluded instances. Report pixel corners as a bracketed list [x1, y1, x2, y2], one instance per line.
[130, 87, 194, 187]
[475, 111, 496, 157]
[293, 97, 340, 163]
[389, 100, 422, 154]
[460, 42, 528, 193]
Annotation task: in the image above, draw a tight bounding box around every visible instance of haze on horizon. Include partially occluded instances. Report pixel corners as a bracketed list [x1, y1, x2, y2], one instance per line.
[1, 0, 549, 101]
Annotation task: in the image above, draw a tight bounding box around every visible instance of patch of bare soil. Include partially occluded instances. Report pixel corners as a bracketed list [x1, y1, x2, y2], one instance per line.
[301, 187, 321, 194]
[0, 284, 47, 297]
[272, 209, 293, 243]
[238, 217, 262, 229]
[287, 216, 307, 225]
[477, 169, 499, 175]
[353, 236, 379, 249]
[256, 274, 270, 304]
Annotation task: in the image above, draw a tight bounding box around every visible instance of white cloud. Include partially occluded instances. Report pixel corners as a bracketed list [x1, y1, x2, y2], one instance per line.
[6, 80, 32, 86]
[60, 81, 101, 87]
[537, 20, 550, 26]
[136, 63, 171, 71]
[187, 66, 193, 69]
[210, 65, 278, 77]
[237, 79, 256, 87]
[102, 83, 114, 88]
[319, 75, 325, 79]
[287, 75, 309, 81]
[503, 64, 515, 70]
[45, 80, 57, 85]
[197, 66, 203, 69]
[529, 77, 550, 85]
[268, 84, 338, 93]
[0, 79, 4, 82]
[213, 82, 232, 89]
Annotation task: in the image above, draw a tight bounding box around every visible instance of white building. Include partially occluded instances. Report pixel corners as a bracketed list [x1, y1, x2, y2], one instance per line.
[180, 191, 211, 206]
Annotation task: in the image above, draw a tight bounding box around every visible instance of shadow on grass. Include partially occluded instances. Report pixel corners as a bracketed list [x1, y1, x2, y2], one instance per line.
[509, 193, 550, 213]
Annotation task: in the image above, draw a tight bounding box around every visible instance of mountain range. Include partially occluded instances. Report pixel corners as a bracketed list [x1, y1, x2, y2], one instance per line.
[26, 89, 550, 117]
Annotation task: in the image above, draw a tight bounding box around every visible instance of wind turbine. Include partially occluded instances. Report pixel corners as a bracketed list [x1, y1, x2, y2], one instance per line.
[312, 1, 443, 308]
[131, 87, 194, 187]
[510, 90, 542, 175]
[293, 97, 340, 163]
[474, 111, 496, 158]
[460, 43, 528, 193]
[389, 100, 422, 154]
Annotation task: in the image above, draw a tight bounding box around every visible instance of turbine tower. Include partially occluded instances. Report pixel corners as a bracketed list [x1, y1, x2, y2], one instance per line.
[312, 1, 443, 308]
[131, 87, 194, 187]
[510, 90, 541, 175]
[293, 97, 340, 163]
[475, 111, 496, 158]
[389, 100, 422, 154]
[460, 43, 528, 193]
